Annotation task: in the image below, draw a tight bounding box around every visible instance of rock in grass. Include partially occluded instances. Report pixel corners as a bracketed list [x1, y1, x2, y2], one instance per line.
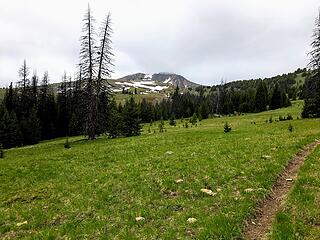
[200, 188, 216, 196]
[135, 216, 145, 222]
[175, 179, 184, 183]
[16, 221, 28, 227]
[187, 217, 197, 224]
[165, 151, 173, 155]
[244, 188, 254, 193]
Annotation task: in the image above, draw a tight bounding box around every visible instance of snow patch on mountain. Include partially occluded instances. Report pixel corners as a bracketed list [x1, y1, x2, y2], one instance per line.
[114, 81, 169, 92]
[163, 77, 172, 84]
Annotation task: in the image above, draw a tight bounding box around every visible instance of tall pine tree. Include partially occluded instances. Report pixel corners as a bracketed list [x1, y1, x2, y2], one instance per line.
[302, 10, 320, 117]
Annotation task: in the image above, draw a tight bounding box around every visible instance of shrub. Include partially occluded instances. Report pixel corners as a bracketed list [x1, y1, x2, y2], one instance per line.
[288, 123, 293, 132]
[279, 115, 284, 121]
[190, 113, 197, 125]
[269, 116, 273, 123]
[224, 122, 232, 133]
[169, 116, 176, 126]
[287, 114, 293, 120]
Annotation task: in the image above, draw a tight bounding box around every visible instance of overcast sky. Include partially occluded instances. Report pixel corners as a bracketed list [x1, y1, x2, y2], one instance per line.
[0, 0, 319, 87]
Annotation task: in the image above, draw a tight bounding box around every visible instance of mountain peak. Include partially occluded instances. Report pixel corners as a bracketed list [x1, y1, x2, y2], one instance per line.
[117, 72, 199, 89]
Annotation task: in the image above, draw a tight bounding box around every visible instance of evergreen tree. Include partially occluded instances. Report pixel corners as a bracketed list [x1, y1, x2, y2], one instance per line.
[0, 104, 22, 148]
[3, 82, 15, 113]
[21, 107, 41, 145]
[122, 97, 141, 137]
[31, 71, 39, 104]
[17, 59, 30, 91]
[57, 72, 69, 136]
[38, 71, 56, 140]
[255, 81, 268, 112]
[199, 101, 209, 119]
[269, 84, 282, 110]
[171, 86, 182, 118]
[302, 10, 320, 117]
[140, 98, 153, 123]
[107, 100, 123, 138]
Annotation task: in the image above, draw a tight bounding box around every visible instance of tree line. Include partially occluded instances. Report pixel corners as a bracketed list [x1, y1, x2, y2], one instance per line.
[0, 63, 295, 149]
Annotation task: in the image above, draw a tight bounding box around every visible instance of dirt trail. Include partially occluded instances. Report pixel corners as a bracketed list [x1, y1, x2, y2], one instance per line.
[243, 139, 320, 240]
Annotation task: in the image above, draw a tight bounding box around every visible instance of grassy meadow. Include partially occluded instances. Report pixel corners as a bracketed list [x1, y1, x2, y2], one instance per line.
[1, 100, 320, 239]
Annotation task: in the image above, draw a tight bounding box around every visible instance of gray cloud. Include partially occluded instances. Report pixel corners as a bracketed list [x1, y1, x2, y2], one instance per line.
[0, 0, 319, 87]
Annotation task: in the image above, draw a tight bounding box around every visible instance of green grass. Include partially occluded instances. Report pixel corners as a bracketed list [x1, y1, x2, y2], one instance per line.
[270, 143, 320, 240]
[1, 101, 320, 239]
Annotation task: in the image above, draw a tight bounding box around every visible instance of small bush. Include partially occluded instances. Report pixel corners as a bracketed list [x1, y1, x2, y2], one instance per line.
[288, 123, 293, 132]
[169, 116, 176, 126]
[287, 114, 293, 120]
[190, 113, 197, 125]
[64, 138, 71, 149]
[279, 115, 284, 121]
[224, 122, 232, 133]
[184, 122, 189, 128]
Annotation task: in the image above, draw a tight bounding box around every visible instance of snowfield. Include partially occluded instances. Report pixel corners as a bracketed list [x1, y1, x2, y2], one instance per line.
[163, 77, 172, 84]
[114, 81, 169, 92]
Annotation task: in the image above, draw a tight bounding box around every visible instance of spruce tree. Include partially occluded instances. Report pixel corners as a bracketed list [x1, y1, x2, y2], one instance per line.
[255, 81, 268, 112]
[107, 100, 123, 138]
[0, 104, 22, 148]
[38, 71, 56, 140]
[4, 82, 15, 113]
[269, 84, 282, 110]
[302, 10, 320, 117]
[57, 72, 70, 136]
[122, 97, 141, 137]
